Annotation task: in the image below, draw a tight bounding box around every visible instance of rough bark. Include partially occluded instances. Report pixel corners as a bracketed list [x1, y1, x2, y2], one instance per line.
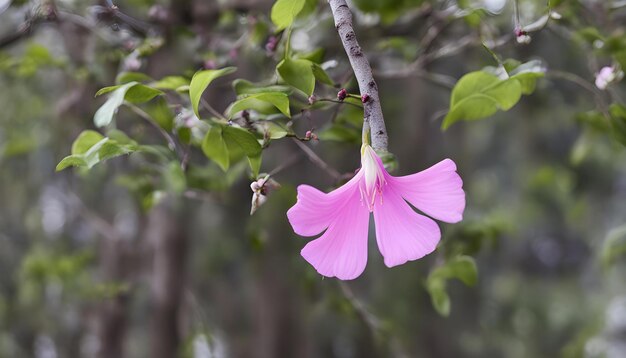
[328, 0, 388, 151]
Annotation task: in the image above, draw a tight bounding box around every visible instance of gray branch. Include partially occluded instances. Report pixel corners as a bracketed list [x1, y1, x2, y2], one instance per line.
[328, 0, 388, 151]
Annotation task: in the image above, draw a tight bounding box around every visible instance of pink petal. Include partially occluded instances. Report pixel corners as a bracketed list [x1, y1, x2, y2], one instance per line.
[388, 159, 465, 223]
[373, 185, 441, 268]
[299, 185, 370, 280]
[287, 174, 362, 237]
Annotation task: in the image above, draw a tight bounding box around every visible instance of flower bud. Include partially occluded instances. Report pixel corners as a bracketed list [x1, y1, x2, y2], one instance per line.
[337, 88, 347, 101]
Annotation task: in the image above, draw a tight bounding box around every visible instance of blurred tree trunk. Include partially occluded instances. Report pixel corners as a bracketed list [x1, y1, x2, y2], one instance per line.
[97, 238, 130, 358]
[148, 199, 189, 358]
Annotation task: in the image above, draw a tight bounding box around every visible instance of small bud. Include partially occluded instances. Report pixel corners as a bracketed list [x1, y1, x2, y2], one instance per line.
[514, 27, 531, 44]
[308, 95, 317, 105]
[250, 176, 281, 215]
[305, 130, 312, 139]
[361, 94, 370, 103]
[265, 36, 278, 54]
[311, 133, 318, 141]
[337, 88, 347, 101]
[516, 34, 532, 44]
[122, 53, 142, 71]
[203, 59, 216, 70]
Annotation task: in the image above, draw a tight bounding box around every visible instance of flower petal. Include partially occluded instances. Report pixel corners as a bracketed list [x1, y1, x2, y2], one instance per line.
[300, 187, 370, 280]
[373, 186, 441, 268]
[287, 173, 362, 237]
[389, 159, 465, 223]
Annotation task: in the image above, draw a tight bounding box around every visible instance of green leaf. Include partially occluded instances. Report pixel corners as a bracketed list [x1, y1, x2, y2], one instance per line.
[426, 279, 450, 316]
[312, 63, 335, 86]
[94, 82, 136, 127]
[610, 104, 626, 146]
[508, 60, 545, 95]
[601, 224, 626, 268]
[95, 83, 162, 103]
[270, 0, 306, 31]
[189, 67, 237, 118]
[144, 97, 174, 132]
[56, 131, 138, 171]
[124, 85, 163, 103]
[296, 48, 325, 64]
[429, 256, 478, 286]
[222, 125, 263, 175]
[94, 82, 163, 127]
[247, 154, 262, 178]
[202, 126, 230, 171]
[264, 121, 290, 139]
[163, 161, 187, 194]
[222, 126, 262, 157]
[115, 72, 153, 85]
[228, 92, 290, 118]
[277, 58, 315, 96]
[151, 76, 190, 91]
[426, 255, 478, 316]
[442, 71, 522, 130]
[70, 130, 105, 155]
[233, 79, 292, 96]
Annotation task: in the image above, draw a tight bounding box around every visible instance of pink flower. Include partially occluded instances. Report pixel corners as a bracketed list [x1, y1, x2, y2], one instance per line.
[287, 144, 465, 280]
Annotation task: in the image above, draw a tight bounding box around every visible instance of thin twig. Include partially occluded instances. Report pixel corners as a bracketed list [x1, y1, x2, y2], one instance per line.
[338, 282, 409, 358]
[547, 70, 610, 117]
[126, 103, 180, 153]
[317, 98, 363, 109]
[328, 0, 388, 151]
[292, 138, 341, 180]
[268, 152, 301, 176]
[201, 99, 228, 121]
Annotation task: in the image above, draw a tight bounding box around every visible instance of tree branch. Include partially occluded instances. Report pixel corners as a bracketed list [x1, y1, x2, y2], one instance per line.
[328, 0, 388, 151]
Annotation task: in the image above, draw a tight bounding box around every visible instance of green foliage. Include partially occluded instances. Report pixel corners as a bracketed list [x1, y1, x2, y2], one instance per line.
[270, 0, 306, 31]
[233, 79, 292, 96]
[94, 82, 163, 127]
[610, 104, 626, 146]
[56, 130, 138, 171]
[115, 71, 153, 85]
[223, 125, 263, 176]
[277, 58, 316, 96]
[189, 67, 237, 118]
[151, 76, 190, 91]
[312, 63, 335, 86]
[443, 72, 521, 129]
[443, 61, 544, 129]
[0, 43, 64, 77]
[426, 255, 478, 316]
[601, 224, 626, 268]
[228, 92, 291, 118]
[145, 97, 175, 132]
[201, 124, 262, 176]
[202, 125, 230, 171]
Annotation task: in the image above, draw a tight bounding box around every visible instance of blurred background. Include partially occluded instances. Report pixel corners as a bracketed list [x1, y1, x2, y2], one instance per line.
[1, 0, 626, 357]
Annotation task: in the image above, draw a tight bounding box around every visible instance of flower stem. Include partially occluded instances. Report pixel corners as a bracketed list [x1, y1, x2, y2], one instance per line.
[328, 0, 388, 152]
